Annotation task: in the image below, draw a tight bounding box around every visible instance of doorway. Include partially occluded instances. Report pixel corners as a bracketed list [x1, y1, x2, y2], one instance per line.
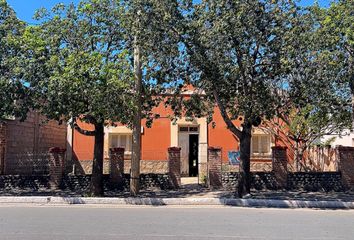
[189, 134, 199, 177]
[178, 125, 199, 177]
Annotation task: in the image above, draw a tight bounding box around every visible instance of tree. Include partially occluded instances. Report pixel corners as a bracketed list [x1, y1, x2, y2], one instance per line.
[21, 0, 134, 196]
[265, 6, 352, 171]
[178, 0, 296, 197]
[22, 0, 184, 196]
[120, 0, 186, 195]
[266, 104, 351, 171]
[314, 0, 354, 125]
[0, 0, 29, 120]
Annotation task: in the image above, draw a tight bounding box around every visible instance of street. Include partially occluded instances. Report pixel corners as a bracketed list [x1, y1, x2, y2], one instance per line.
[0, 205, 353, 240]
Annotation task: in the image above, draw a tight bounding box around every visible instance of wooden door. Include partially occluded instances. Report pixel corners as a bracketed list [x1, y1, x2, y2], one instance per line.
[178, 132, 189, 176]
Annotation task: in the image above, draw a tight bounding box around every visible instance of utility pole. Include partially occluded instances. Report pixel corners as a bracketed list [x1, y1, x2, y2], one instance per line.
[130, 34, 142, 196]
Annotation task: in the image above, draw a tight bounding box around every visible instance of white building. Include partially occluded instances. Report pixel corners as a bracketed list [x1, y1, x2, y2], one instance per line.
[321, 129, 354, 147]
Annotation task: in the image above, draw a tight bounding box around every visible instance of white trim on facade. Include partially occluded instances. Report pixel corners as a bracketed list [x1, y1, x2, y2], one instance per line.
[171, 117, 208, 176]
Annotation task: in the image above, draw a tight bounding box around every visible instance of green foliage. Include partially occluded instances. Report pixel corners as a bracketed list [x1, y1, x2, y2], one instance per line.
[273, 4, 351, 142]
[0, 0, 29, 120]
[265, 3, 351, 168]
[20, 0, 186, 127]
[313, 0, 354, 121]
[179, 0, 298, 136]
[20, 0, 135, 126]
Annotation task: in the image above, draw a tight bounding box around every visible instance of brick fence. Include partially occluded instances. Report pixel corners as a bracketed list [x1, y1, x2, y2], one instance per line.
[208, 147, 223, 188]
[109, 147, 125, 189]
[0, 122, 6, 175]
[272, 146, 288, 189]
[271, 146, 354, 191]
[168, 147, 181, 188]
[210, 146, 354, 192]
[48, 147, 66, 188]
[338, 146, 354, 190]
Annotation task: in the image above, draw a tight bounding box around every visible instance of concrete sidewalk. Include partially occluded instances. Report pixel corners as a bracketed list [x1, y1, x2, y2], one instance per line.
[1, 195, 354, 209]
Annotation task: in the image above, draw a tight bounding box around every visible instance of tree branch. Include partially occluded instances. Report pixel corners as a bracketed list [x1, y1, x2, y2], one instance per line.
[212, 89, 242, 138]
[70, 117, 96, 136]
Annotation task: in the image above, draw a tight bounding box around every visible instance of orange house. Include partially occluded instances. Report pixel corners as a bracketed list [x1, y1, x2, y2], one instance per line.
[67, 89, 280, 177]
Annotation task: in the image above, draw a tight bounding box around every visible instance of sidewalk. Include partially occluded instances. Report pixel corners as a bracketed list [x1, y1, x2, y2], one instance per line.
[1, 185, 354, 209]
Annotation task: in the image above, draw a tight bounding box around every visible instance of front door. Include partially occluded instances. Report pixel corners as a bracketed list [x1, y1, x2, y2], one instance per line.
[178, 133, 189, 176]
[189, 134, 199, 177]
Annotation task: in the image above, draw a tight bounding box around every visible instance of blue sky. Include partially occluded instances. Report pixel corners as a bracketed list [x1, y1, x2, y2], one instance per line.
[8, 0, 331, 24]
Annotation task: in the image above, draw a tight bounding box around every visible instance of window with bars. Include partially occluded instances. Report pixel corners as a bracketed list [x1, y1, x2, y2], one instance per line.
[110, 134, 132, 153]
[251, 135, 271, 156]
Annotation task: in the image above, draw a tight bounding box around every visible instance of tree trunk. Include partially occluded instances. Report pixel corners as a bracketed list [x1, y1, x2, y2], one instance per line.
[238, 123, 252, 198]
[349, 55, 354, 130]
[130, 36, 142, 196]
[352, 94, 354, 130]
[350, 82, 354, 131]
[294, 141, 300, 171]
[90, 122, 104, 196]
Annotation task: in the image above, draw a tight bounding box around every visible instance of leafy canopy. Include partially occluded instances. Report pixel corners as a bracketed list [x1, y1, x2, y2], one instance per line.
[179, 0, 296, 138]
[20, 0, 134, 127]
[0, 0, 29, 120]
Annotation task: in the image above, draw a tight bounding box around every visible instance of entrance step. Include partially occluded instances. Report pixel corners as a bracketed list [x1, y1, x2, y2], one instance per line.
[180, 177, 203, 190]
[181, 177, 198, 185]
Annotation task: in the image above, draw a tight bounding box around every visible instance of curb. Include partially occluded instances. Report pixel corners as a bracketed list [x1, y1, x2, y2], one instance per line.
[0, 196, 354, 209]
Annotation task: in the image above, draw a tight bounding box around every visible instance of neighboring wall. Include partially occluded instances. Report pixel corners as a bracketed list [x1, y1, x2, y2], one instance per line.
[322, 130, 354, 147]
[4, 112, 66, 155]
[1, 112, 67, 174]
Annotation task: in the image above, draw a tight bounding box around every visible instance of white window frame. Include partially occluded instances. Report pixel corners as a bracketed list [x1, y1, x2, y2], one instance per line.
[178, 125, 199, 133]
[109, 133, 132, 155]
[251, 134, 271, 157]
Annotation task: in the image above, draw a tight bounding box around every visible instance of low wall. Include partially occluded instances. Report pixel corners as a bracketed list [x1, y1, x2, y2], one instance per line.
[0, 174, 174, 194]
[63, 174, 173, 192]
[287, 172, 344, 192]
[222, 172, 278, 190]
[221, 172, 344, 192]
[0, 175, 51, 190]
[4, 152, 50, 175]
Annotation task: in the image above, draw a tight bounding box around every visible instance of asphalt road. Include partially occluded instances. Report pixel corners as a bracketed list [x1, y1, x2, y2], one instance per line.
[0, 205, 353, 240]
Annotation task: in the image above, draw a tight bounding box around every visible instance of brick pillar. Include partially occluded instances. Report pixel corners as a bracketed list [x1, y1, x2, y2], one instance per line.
[0, 122, 6, 175]
[109, 147, 125, 188]
[168, 147, 181, 188]
[272, 146, 288, 189]
[208, 147, 222, 188]
[49, 147, 66, 188]
[337, 146, 354, 190]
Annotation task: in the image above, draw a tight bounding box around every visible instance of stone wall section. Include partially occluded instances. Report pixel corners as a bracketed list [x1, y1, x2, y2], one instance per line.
[222, 162, 272, 173]
[222, 172, 278, 190]
[287, 172, 343, 191]
[208, 147, 222, 188]
[338, 146, 354, 190]
[0, 174, 173, 194]
[74, 159, 169, 175]
[222, 172, 344, 192]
